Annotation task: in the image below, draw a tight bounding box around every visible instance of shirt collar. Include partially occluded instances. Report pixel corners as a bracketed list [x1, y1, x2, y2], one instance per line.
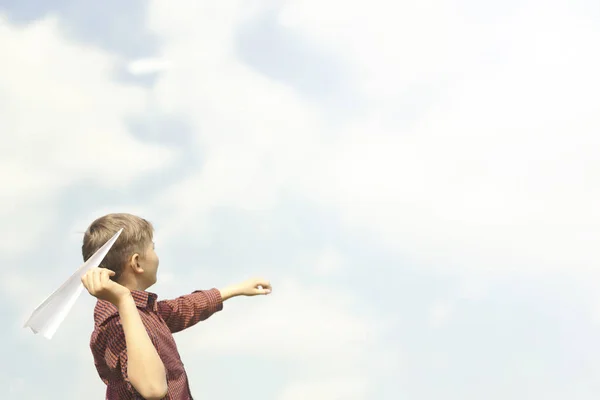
[130, 290, 158, 309]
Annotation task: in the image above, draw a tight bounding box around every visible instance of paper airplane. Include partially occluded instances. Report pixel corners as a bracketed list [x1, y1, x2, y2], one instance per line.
[24, 229, 123, 339]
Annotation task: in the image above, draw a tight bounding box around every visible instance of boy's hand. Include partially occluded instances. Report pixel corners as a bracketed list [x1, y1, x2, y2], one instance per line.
[237, 278, 272, 296]
[81, 267, 131, 306]
[220, 278, 272, 300]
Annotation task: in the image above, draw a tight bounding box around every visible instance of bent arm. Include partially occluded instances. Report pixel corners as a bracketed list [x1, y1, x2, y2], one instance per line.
[117, 295, 168, 400]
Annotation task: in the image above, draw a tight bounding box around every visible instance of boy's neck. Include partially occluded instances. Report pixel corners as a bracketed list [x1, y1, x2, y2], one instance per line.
[117, 277, 152, 292]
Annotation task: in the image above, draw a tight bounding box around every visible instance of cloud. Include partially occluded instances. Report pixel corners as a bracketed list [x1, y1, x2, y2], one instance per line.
[0, 13, 175, 256]
[277, 0, 470, 97]
[139, 0, 600, 278]
[277, 1, 600, 274]
[140, 0, 333, 248]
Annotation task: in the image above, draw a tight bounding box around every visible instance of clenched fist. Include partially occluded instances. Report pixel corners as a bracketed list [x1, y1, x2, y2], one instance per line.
[219, 278, 272, 300]
[81, 267, 131, 306]
[235, 278, 272, 296]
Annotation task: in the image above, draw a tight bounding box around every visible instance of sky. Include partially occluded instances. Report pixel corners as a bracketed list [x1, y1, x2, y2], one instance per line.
[1, 0, 600, 398]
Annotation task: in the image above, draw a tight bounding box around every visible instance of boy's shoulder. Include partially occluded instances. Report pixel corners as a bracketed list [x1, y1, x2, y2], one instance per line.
[93, 290, 159, 326]
[90, 300, 123, 353]
[93, 299, 120, 329]
[92, 291, 162, 337]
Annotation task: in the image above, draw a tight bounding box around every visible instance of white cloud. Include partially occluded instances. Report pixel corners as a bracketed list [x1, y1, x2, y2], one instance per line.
[139, 1, 330, 251]
[279, 1, 600, 274]
[277, 0, 470, 98]
[0, 14, 175, 256]
[140, 0, 600, 277]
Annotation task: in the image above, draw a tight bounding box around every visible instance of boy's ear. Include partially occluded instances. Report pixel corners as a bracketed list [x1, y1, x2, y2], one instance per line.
[129, 253, 142, 272]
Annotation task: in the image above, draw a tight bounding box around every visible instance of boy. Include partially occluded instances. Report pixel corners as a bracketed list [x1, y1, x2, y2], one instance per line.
[81, 213, 272, 399]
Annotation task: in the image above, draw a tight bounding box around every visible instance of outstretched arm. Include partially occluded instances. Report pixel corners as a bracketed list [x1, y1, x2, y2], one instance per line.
[157, 278, 272, 333]
[157, 289, 224, 333]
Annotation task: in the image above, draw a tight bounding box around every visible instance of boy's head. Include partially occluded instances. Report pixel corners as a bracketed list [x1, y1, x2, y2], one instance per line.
[82, 213, 159, 290]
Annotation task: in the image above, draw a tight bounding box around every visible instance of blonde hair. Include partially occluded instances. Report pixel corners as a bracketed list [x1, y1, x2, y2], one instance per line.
[82, 213, 154, 282]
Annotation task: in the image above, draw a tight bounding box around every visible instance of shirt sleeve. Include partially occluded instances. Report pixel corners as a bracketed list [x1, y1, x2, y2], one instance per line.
[157, 288, 224, 333]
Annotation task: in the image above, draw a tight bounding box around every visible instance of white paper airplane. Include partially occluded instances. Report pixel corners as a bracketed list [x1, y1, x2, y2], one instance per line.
[23, 228, 123, 339]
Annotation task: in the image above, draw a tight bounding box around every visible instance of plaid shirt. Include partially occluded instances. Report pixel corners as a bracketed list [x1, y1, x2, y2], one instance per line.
[90, 289, 223, 399]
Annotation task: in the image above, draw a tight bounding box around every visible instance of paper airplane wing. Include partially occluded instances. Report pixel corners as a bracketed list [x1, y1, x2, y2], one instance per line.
[23, 228, 123, 339]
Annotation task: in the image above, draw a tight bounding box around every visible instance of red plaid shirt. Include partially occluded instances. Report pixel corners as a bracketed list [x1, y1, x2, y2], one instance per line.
[90, 289, 223, 399]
